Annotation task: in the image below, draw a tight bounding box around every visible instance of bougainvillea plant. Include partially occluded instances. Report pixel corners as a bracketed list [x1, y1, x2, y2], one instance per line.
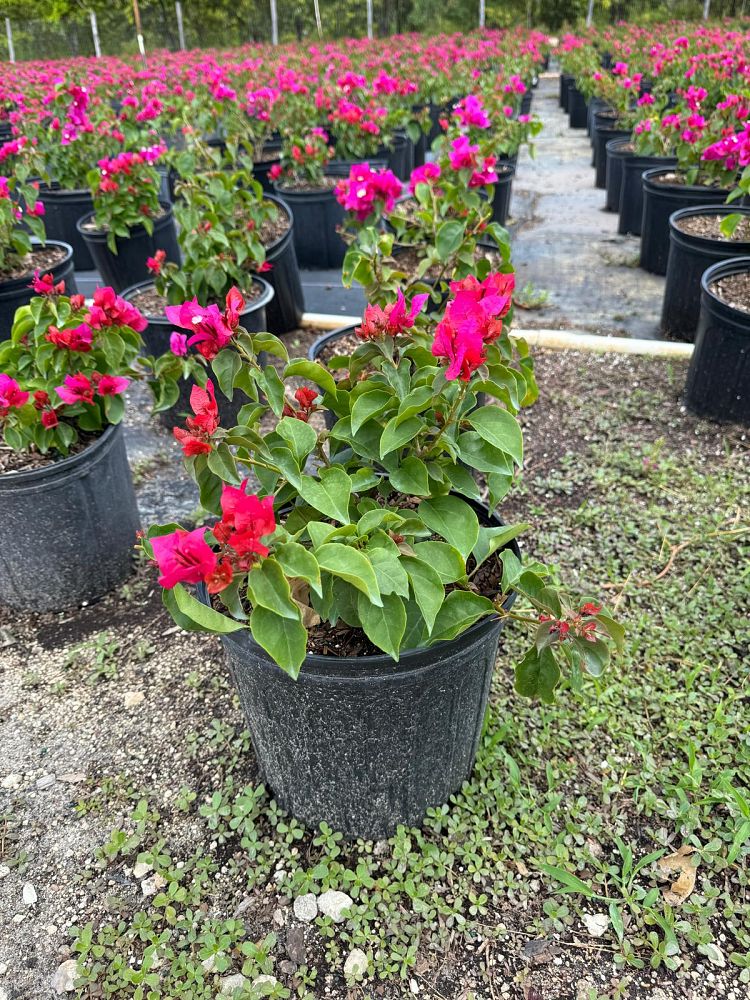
[87, 143, 167, 252]
[272, 128, 335, 187]
[143, 281, 622, 700]
[0, 138, 47, 274]
[0, 286, 147, 455]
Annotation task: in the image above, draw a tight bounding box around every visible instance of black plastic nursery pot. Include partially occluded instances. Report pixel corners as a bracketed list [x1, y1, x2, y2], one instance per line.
[661, 206, 750, 342]
[39, 185, 95, 270]
[122, 276, 274, 430]
[252, 142, 283, 193]
[0, 423, 140, 611]
[684, 257, 750, 424]
[593, 119, 630, 190]
[640, 170, 730, 276]
[618, 153, 677, 236]
[76, 201, 180, 293]
[567, 86, 588, 129]
[261, 193, 305, 334]
[273, 183, 346, 269]
[587, 98, 608, 141]
[559, 74, 573, 110]
[0, 240, 77, 341]
[604, 138, 632, 213]
[490, 165, 515, 227]
[325, 155, 389, 178]
[201, 506, 521, 840]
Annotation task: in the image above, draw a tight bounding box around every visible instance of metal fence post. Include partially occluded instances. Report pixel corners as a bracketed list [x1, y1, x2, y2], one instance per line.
[586, 0, 595, 27]
[478, 0, 485, 29]
[702, 0, 711, 18]
[5, 18, 15, 63]
[90, 11, 101, 57]
[270, 0, 278, 44]
[367, 0, 373, 39]
[175, 1, 186, 49]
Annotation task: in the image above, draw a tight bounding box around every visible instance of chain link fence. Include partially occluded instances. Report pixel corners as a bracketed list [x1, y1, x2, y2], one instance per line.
[0, 0, 746, 63]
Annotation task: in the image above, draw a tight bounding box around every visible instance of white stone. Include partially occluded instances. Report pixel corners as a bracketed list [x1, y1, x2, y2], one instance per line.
[133, 862, 152, 879]
[582, 913, 609, 938]
[0, 865, 9, 879]
[293, 893, 318, 922]
[1, 774, 21, 790]
[22, 882, 37, 905]
[410, 979, 420, 994]
[201, 955, 216, 972]
[252, 976, 278, 989]
[0, 987, 7, 1000]
[124, 690, 145, 708]
[0, 963, 7, 975]
[36, 774, 56, 789]
[220, 973, 247, 994]
[318, 889, 352, 923]
[140, 873, 166, 897]
[343, 949, 368, 979]
[59, 772, 86, 784]
[51, 959, 78, 993]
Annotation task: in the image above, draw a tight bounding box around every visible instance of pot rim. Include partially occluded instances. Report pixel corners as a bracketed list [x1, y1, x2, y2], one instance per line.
[642, 167, 729, 196]
[38, 182, 92, 199]
[308, 323, 358, 361]
[273, 180, 339, 199]
[700, 255, 750, 326]
[669, 205, 750, 249]
[75, 200, 173, 239]
[120, 274, 275, 322]
[0, 421, 119, 488]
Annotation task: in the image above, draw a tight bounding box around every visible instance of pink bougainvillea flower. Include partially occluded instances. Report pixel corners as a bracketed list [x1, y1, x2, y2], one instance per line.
[86, 286, 147, 332]
[454, 94, 491, 129]
[151, 527, 218, 589]
[169, 331, 188, 356]
[30, 270, 65, 296]
[165, 299, 234, 361]
[431, 318, 486, 382]
[356, 289, 428, 340]
[94, 374, 130, 396]
[173, 379, 219, 456]
[431, 271, 515, 380]
[55, 373, 95, 405]
[335, 163, 402, 221]
[45, 322, 93, 352]
[449, 135, 479, 170]
[224, 287, 245, 330]
[146, 248, 166, 275]
[0, 373, 29, 414]
[41, 408, 60, 429]
[214, 482, 276, 561]
[282, 385, 318, 422]
[408, 162, 441, 194]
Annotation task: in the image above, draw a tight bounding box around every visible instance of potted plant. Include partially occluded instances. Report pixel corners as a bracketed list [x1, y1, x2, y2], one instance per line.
[0, 157, 76, 338]
[76, 142, 180, 292]
[143, 278, 621, 839]
[0, 285, 148, 610]
[272, 128, 347, 269]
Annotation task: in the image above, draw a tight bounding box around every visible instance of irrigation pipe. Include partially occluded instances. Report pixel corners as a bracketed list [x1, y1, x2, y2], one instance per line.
[301, 313, 695, 359]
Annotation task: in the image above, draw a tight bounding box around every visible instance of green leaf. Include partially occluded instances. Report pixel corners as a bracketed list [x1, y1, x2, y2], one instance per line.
[251, 332, 288, 360]
[436, 219, 466, 258]
[211, 349, 241, 400]
[276, 416, 318, 464]
[284, 359, 338, 397]
[395, 385, 434, 424]
[206, 442, 241, 484]
[274, 541, 322, 597]
[250, 605, 307, 678]
[262, 364, 286, 416]
[357, 592, 406, 659]
[539, 864, 596, 898]
[472, 523, 529, 570]
[596, 613, 625, 652]
[246, 559, 298, 619]
[402, 556, 444, 635]
[412, 541, 466, 583]
[165, 584, 244, 634]
[315, 545, 382, 606]
[297, 466, 352, 523]
[418, 496, 479, 560]
[368, 548, 410, 597]
[388, 456, 429, 496]
[351, 389, 392, 435]
[379, 415, 424, 459]
[515, 645, 561, 703]
[457, 432, 515, 475]
[570, 636, 611, 677]
[467, 406, 523, 465]
[428, 590, 495, 644]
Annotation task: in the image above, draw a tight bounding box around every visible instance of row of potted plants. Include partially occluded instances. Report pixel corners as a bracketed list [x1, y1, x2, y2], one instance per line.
[558, 23, 749, 425]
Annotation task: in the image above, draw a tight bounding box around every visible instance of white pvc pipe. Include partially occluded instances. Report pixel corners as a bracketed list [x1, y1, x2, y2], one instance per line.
[300, 314, 694, 358]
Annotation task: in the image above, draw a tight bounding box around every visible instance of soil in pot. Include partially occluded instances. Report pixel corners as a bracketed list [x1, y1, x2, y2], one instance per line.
[0, 241, 78, 340]
[0, 243, 68, 280]
[0, 429, 100, 475]
[710, 271, 750, 314]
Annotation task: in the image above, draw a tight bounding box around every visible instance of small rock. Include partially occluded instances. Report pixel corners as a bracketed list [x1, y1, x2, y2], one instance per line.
[373, 840, 389, 856]
[279, 960, 297, 975]
[140, 874, 166, 897]
[36, 774, 56, 789]
[0, 865, 9, 879]
[0, 962, 7, 975]
[59, 772, 86, 784]
[582, 913, 609, 938]
[520, 938, 557, 966]
[0, 987, 6, 1000]
[124, 690, 145, 708]
[410, 979, 420, 995]
[22, 882, 37, 905]
[1, 774, 21, 790]
[272, 907, 285, 927]
[51, 959, 78, 993]
[285, 925, 306, 965]
[219, 973, 247, 994]
[343, 948, 368, 979]
[201, 955, 216, 973]
[318, 889, 353, 923]
[293, 893, 318, 922]
[133, 862, 153, 879]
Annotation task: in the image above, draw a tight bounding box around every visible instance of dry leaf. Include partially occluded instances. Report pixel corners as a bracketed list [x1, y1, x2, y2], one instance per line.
[657, 844, 698, 905]
[515, 860, 529, 876]
[290, 579, 321, 627]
